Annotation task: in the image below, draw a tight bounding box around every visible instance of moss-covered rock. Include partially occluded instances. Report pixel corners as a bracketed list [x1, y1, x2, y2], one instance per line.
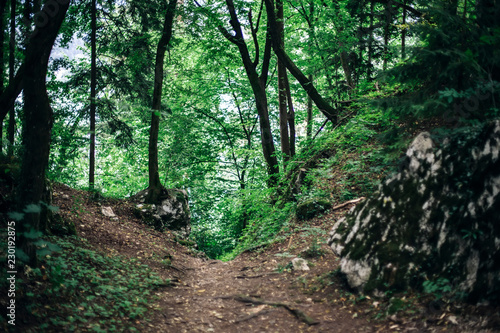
[328, 121, 500, 304]
[132, 188, 191, 237]
[296, 198, 332, 220]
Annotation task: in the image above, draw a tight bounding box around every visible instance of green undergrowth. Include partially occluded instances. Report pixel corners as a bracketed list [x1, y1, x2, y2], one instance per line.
[220, 107, 404, 261]
[1, 235, 169, 332]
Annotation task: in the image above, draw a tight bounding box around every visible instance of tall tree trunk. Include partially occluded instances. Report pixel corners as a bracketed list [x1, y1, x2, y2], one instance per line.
[340, 49, 354, 90]
[23, 0, 31, 46]
[401, 0, 406, 59]
[7, 0, 15, 156]
[276, 0, 290, 163]
[306, 1, 314, 140]
[383, 2, 390, 70]
[285, 77, 295, 158]
[89, 0, 96, 189]
[368, 1, 374, 79]
[220, 0, 280, 187]
[264, 0, 337, 124]
[146, 0, 177, 203]
[476, 0, 499, 81]
[306, 75, 313, 139]
[17, 0, 70, 265]
[0, 65, 23, 122]
[0, 0, 6, 153]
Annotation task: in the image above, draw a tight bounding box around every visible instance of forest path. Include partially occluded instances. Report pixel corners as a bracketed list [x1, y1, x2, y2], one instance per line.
[54, 184, 467, 332]
[147, 249, 376, 333]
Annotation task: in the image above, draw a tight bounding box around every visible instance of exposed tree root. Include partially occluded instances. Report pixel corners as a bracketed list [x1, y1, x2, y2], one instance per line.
[235, 272, 280, 279]
[331, 197, 365, 211]
[218, 295, 320, 326]
[235, 309, 276, 323]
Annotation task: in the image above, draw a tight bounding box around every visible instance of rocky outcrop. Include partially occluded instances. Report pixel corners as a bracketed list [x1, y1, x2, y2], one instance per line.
[132, 188, 191, 238]
[328, 121, 500, 304]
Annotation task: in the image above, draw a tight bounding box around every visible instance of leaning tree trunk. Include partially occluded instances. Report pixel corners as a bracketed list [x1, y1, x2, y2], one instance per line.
[17, 0, 70, 265]
[146, 0, 177, 203]
[264, 0, 337, 124]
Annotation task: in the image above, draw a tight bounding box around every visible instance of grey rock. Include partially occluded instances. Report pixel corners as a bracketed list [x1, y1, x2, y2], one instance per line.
[291, 258, 310, 271]
[132, 188, 191, 237]
[101, 206, 116, 217]
[328, 121, 500, 304]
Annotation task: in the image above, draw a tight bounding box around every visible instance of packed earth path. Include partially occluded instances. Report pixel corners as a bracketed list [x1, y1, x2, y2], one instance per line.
[53, 184, 499, 333]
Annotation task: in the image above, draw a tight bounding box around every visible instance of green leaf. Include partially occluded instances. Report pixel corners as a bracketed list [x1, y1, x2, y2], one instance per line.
[24, 204, 42, 214]
[23, 229, 44, 240]
[8, 211, 25, 221]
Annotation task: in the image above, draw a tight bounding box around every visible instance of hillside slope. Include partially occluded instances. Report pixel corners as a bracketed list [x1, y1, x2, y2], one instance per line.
[1, 183, 499, 332]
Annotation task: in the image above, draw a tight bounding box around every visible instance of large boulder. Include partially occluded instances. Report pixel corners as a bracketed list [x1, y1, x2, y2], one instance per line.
[132, 188, 191, 238]
[328, 121, 500, 304]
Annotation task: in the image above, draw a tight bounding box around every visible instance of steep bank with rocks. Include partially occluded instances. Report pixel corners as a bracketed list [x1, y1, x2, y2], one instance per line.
[329, 121, 500, 304]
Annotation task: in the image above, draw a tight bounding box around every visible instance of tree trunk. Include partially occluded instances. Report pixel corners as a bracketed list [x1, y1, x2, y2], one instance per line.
[89, 0, 96, 189]
[0, 64, 23, 122]
[23, 0, 31, 46]
[401, 0, 406, 59]
[16, 0, 70, 265]
[306, 75, 313, 139]
[285, 78, 295, 158]
[221, 0, 280, 187]
[340, 49, 354, 90]
[264, 0, 337, 124]
[476, 0, 499, 81]
[383, 2, 390, 70]
[368, 1, 374, 79]
[146, 0, 177, 203]
[0, 0, 6, 152]
[7, 0, 15, 156]
[276, 0, 290, 163]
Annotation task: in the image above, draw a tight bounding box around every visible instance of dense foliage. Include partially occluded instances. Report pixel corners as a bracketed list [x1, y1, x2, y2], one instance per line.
[0, 0, 499, 261]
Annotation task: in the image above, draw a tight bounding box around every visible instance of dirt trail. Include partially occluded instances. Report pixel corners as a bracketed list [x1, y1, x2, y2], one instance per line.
[148, 252, 377, 333]
[54, 184, 496, 333]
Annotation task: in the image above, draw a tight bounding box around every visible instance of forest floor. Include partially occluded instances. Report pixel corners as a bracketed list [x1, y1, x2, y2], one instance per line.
[28, 183, 498, 332]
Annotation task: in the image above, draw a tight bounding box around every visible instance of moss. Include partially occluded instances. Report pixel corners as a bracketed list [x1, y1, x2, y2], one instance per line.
[50, 213, 77, 236]
[296, 198, 331, 220]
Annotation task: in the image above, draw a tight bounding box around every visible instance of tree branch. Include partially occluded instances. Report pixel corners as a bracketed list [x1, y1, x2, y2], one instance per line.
[264, 0, 337, 123]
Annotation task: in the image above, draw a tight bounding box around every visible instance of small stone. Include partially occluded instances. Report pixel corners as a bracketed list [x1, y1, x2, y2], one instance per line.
[291, 258, 310, 271]
[101, 206, 116, 217]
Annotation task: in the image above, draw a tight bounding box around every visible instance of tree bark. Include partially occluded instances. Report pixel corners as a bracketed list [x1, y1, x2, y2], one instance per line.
[383, 2, 390, 70]
[368, 1, 374, 79]
[285, 76, 295, 158]
[276, 0, 290, 163]
[16, 0, 70, 265]
[7, 0, 15, 156]
[146, 0, 177, 203]
[220, 0, 280, 187]
[340, 49, 354, 90]
[89, 0, 96, 189]
[306, 75, 313, 139]
[264, 0, 337, 124]
[23, 0, 31, 47]
[0, 0, 6, 152]
[402, 0, 406, 59]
